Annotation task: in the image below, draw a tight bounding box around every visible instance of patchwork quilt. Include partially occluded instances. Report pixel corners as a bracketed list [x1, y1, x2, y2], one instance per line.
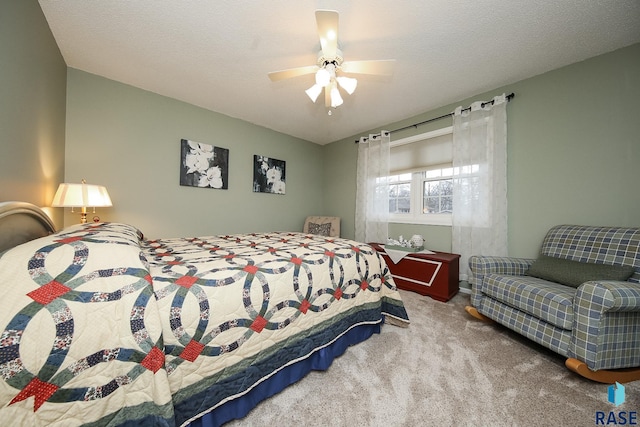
[0, 223, 409, 426]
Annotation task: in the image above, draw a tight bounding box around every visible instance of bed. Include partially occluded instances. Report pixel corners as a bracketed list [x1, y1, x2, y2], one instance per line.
[0, 201, 409, 426]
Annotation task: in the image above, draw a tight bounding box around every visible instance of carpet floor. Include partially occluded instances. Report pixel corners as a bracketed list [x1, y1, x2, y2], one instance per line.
[226, 289, 640, 426]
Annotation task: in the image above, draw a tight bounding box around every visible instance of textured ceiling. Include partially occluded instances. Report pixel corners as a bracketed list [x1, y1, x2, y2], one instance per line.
[38, 0, 640, 145]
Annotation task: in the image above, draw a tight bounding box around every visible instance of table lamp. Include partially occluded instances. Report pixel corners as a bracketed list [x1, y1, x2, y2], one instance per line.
[52, 179, 112, 224]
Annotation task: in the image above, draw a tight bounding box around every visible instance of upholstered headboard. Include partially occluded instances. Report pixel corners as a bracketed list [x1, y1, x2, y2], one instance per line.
[0, 201, 56, 253]
[303, 216, 341, 238]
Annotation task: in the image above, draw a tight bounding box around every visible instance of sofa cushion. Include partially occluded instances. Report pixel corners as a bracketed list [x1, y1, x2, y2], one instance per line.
[483, 274, 576, 330]
[478, 296, 572, 357]
[525, 255, 635, 288]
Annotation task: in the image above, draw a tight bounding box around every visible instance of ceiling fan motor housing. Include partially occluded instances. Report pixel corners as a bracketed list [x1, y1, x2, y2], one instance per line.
[317, 48, 344, 69]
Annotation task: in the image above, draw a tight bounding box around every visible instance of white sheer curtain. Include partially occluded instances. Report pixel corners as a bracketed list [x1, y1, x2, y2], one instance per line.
[355, 131, 390, 243]
[452, 94, 508, 281]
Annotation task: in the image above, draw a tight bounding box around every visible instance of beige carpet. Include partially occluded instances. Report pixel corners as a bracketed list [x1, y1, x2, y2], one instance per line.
[226, 290, 640, 426]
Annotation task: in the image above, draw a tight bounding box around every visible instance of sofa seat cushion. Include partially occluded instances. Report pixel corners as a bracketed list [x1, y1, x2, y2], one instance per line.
[483, 274, 576, 330]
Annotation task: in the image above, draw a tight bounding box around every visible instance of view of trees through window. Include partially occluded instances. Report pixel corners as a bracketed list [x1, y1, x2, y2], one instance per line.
[387, 168, 453, 216]
[388, 173, 411, 213]
[423, 168, 453, 214]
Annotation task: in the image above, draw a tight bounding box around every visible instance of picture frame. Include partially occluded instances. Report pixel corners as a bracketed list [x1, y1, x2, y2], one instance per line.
[180, 139, 229, 189]
[253, 155, 286, 194]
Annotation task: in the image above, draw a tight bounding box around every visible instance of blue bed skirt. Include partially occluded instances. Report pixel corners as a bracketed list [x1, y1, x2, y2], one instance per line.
[187, 321, 382, 427]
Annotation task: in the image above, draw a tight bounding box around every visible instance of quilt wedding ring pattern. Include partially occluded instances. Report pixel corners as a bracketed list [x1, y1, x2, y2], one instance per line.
[0, 224, 399, 415]
[0, 224, 163, 411]
[144, 232, 394, 372]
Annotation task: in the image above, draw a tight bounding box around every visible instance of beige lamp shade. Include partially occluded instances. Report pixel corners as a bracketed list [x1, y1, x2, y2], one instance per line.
[52, 183, 112, 208]
[52, 181, 112, 223]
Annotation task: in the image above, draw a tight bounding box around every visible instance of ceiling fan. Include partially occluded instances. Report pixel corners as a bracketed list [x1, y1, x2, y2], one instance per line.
[268, 10, 395, 110]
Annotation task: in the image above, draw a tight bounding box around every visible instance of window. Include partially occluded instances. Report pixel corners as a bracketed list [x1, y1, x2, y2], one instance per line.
[384, 127, 453, 226]
[423, 168, 453, 214]
[385, 167, 453, 225]
[388, 173, 412, 214]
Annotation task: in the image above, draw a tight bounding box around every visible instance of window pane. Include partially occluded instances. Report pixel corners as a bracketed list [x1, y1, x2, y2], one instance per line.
[390, 197, 411, 214]
[397, 197, 410, 213]
[424, 182, 433, 197]
[441, 196, 453, 213]
[441, 179, 453, 195]
[389, 181, 411, 214]
[424, 197, 439, 213]
[421, 178, 453, 214]
[398, 183, 410, 197]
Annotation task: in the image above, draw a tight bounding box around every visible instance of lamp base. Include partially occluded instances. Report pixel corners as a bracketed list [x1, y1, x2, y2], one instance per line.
[72, 206, 88, 224]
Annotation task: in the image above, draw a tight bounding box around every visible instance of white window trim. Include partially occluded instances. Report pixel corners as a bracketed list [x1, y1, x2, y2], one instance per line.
[391, 212, 452, 226]
[389, 127, 453, 226]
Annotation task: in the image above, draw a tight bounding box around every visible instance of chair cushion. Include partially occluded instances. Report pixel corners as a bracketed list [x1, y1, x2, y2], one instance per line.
[525, 255, 635, 288]
[483, 274, 576, 330]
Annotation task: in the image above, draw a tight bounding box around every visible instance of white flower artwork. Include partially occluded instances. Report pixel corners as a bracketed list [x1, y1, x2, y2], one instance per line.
[180, 139, 229, 189]
[253, 155, 286, 195]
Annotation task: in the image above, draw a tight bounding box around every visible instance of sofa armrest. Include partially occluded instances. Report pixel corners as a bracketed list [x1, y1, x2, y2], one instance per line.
[570, 280, 640, 370]
[576, 280, 640, 312]
[469, 255, 535, 278]
[468, 256, 536, 307]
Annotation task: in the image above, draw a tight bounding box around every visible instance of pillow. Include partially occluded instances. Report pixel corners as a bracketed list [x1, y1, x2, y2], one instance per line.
[525, 255, 635, 288]
[308, 222, 332, 237]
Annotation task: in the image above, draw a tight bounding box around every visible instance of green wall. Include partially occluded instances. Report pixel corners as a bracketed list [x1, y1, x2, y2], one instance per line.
[64, 69, 325, 238]
[0, 0, 66, 227]
[324, 43, 640, 259]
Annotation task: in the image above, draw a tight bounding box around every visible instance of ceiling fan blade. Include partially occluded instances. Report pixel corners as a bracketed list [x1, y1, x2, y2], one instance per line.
[268, 65, 318, 82]
[340, 59, 396, 76]
[316, 10, 339, 59]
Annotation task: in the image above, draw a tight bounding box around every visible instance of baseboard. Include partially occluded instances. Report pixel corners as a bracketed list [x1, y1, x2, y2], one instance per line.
[458, 279, 472, 295]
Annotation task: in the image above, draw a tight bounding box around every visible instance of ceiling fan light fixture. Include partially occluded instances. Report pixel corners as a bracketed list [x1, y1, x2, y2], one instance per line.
[305, 84, 323, 103]
[336, 76, 357, 95]
[315, 68, 331, 87]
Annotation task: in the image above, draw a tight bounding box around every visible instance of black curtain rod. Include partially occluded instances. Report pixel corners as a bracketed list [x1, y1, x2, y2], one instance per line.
[355, 92, 515, 143]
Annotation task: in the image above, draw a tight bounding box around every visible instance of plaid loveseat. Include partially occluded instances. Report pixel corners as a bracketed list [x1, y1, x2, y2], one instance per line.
[468, 225, 640, 374]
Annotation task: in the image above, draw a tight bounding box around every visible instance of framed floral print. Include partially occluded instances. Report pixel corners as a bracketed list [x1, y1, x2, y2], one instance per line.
[253, 155, 286, 194]
[180, 139, 229, 189]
